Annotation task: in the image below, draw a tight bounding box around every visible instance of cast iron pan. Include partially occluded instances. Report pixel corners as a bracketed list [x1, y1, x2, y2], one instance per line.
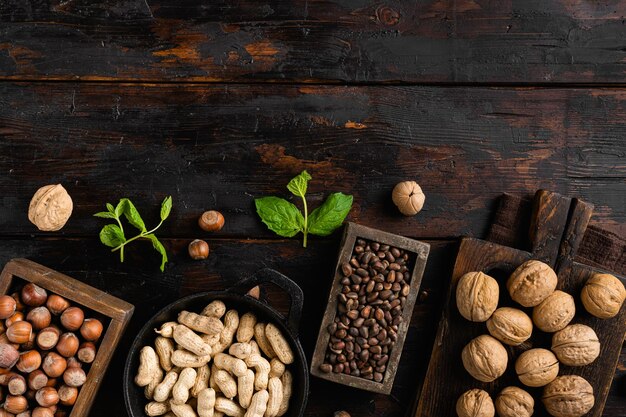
[123, 268, 308, 417]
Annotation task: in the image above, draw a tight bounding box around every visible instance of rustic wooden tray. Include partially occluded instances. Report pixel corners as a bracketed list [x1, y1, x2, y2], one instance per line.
[414, 190, 626, 417]
[311, 222, 430, 394]
[0, 258, 134, 417]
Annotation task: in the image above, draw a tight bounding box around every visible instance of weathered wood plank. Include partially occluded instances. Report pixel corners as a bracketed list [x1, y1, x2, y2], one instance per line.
[0, 0, 625, 83]
[0, 83, 624, 240]
[0, 237, 454, 417]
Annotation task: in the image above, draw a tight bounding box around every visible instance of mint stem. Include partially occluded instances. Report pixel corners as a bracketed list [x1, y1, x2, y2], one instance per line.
[111, 219, 164, 253]
[300, 193, 308, 248]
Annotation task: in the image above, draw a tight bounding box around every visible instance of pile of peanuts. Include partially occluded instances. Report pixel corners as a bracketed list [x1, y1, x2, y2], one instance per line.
[0, 283, 104, 417]
[136, 300, 294, 417]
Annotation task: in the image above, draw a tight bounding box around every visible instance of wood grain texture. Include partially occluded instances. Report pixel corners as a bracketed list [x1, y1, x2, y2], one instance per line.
[0, 0, 625, 83]
[0, 82, 624, 241]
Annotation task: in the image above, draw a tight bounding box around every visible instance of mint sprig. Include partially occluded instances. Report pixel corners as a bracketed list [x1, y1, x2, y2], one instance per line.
[255, 171, 352, 247]
[94, 196, 172, 271]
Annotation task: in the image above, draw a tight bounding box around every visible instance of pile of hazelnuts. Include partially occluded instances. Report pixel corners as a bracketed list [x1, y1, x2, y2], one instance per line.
[0, 283, 104, 417]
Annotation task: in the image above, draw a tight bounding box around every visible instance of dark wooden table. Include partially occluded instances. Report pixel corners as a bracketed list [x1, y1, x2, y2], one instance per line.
[0, 1, 625, 416]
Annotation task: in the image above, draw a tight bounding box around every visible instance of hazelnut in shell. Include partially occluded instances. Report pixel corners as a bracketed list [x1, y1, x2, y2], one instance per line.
[542, 375, 594, 417]
[63, 367, 86, 387]
[77, 342, 96, 364]
[16, 350, 42, 373]
[0, 295, 16, 319]
[0, 343, 20, 368]
[36, 386, 59, 407]
[28, 184, 73, 232]
[507, 260, 557, 307]
[532, 290, 575, 333]
[581, 273, 626, 319]
[33, 407, 55, 417]
[58, 385, 78, 406]
[21, 283, 48, 307]
[56, 333, 79, 358]
[551, 324, 600, 366]
[27, 307, 52, 331]
[495, 386, 534, 417]
[486, 307, 533, 346]
[4, 395, 28, 414]
[6, 311, 24, 327]
[456, 389, 494, 417]
[37, 326, 60, 351]
[461, 335, 508, 383]
[456, 271, 499, 322]
[42, 352, 67, 378]
[80, 318, 103, 342]
[46, 295, 70, 316]
[7, 321, 33, 344]
[199, 210, 225, 232]
[515, 348, 559, 387]
[392, 180, 425, 216]
[188, 239, 209, 260]
[60, 307, 84, 331]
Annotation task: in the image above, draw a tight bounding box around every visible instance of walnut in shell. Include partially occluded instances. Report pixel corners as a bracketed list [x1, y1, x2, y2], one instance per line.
[551, 324, 600, 366]
[515, 348, 559, 387]
[28, 184, 73, 231]
[542, 375, 594, 417]
[461, 335, 508, 383]
[391, 180, 425, 216]
[581, 273, 626, 319]
[456, 271, 499, 322]
[532, 290, 575, 333]
[486, 307, 533, 346]
[507, 260, 557, 307]
[495, 386, 534, 417]
[456, 388, 495, 417]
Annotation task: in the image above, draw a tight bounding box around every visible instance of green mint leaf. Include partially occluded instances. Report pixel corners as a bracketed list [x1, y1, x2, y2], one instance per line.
[286, 170, 312, 198]
[145, 234, 168, 272]
[120, 198, 146, 232]
[160, 196, 172, 221]
[115, 200, 126, 218]
[255, 196, 304, 237]
[99, 224, 126, 248]
[308, 193, 353, 236]
[93, 212, 116, 219]
[106, 203, 115, 213]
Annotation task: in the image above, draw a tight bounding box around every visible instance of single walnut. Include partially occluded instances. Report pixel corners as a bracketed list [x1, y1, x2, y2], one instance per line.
[456, 271, 499, 322]
[456, 388, 495, 417]
[507, 260, 557, 307]
[28, 184, 73, 231]
[495, 386, 534, 417]
[391, 180, 425, 216]
[461, 335, 508, 383]
[515, 348, 559, 387]
[551, 324, 600, 366]
[486, 307, 533, 346]
[532, 290, 575, 333]
[581, 273, 626, 319]
[542, 375, 594, 417]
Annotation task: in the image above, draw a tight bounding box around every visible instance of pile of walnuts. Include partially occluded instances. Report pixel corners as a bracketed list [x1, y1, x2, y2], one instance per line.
[135, 300, 294, 417]
[455, 260, 626, 417]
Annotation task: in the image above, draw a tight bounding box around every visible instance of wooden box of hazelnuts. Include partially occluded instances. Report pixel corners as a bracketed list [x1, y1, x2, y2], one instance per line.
[0, 258, 134, 417]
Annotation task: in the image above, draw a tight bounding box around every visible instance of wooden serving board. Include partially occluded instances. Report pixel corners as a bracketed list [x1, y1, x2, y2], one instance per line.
[414, 190, 626, 417]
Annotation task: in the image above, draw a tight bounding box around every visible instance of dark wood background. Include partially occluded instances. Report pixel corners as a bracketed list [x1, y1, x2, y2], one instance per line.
[0, 1, 625, 416]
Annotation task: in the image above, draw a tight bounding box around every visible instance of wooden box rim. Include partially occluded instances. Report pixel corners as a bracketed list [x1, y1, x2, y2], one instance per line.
[310, 222, 430, 394]
[0, 258, 134, 417]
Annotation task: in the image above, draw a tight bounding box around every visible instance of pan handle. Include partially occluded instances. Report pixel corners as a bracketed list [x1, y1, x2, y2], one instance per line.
[228, 268, 303, 336]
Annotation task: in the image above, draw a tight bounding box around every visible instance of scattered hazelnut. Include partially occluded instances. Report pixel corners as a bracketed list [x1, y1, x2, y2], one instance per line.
[198, 210, 225, 232]
[486, 307, 533, 346]
[507, 260, 557, 307]
[188, 239, 209, 260]
[60, 307, 84, 331]
[495, 386, 534, 417]
[456, 388, 494, 417]
[515, 348, 559, 387]
[0, 343, 20, 368]
[0, 295, 17, 320]
[581, 273, 626, 319]
[461, 335, 508, 383]
[46, 295, 70, 316]
[79, 319, 103, 342]
[16, 350, 42, 373]
[7, 321, 33, 344]
[42, 353, 67, 378]
[62, 367, 86, 388]
[392, 180, 425, 216]
[542, 375, 594, 417]
[55, 334, 79, 358]
[532, 290, 575, 332]
[21, 284, 48, 307]
[551, 324, 600, 366]
[27, 307, 52, 331]
[456, 271, 499, 322]
[28, 184, 73, 232]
